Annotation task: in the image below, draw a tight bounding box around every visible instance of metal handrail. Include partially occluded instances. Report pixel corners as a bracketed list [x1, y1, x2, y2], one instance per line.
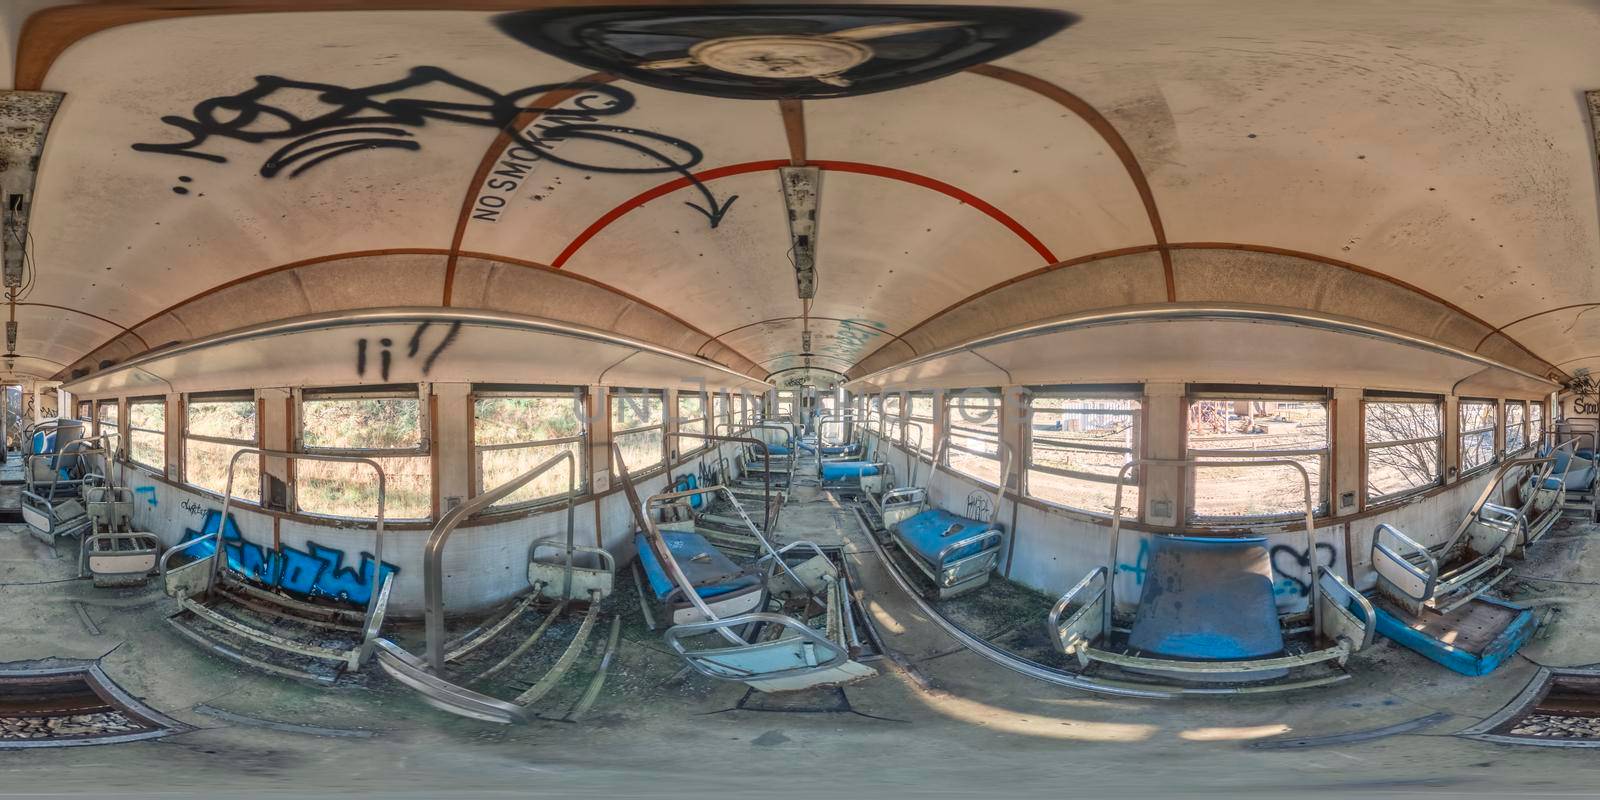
[667, 431, 776, 532]
[927, 433, 1014, 525]
[1109, 458, 1319, 643]
[816, 413, 858, 450]
[425, 450, 575, 671]
[1439, 453, 1559, 556]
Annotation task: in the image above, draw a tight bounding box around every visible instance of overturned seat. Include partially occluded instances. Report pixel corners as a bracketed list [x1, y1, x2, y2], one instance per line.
[161, 449, 395, 685]
[1538, 438, 1598, 523]
[22, 435, 107, 544]
[1367, 454, 1551, 675]
[375, 450, 621, 724]
[1050, 458, 1373, 693]
[626, 445, 874, 692]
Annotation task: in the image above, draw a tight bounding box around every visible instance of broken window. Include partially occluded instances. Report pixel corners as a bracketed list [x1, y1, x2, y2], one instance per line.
[1026, 391, 1139, 518]
[126, 397, 165, 473]
[299, 387, 431, 520]
[1505, 400, 1527, 455]
[184, 392, 260, 504]
[1187, 391, 1329, 521]
[676, 391, 707, 454]
[1364, 396, 1443, 505]
[474, 387, 585, 509]
[946, 389, 1003, 485]
[611, 388, 665, 477]
[1460, 399, 1496, 475]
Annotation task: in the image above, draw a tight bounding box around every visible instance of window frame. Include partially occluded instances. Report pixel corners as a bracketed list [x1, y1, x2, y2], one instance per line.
[907, 391, 936, 458]
[1530, 400, 1545, 449]
[182, 390, 262, 506]
[676, 389, 709, 455]
[1184, 390, 1332, 524]
[1023, 388, 1142, 520]
[95, 399, 121, 456]
[125, 395, 166, 474]
[1458, 398, 1497, 477]
[296, 384, 432, 521]
[471, 386, 588, 512]
[610, 387, 667, 478]
[943, 388, 1004, 486]
[1503, 400, 1528, 456]
[1362, 395, 1444, 507]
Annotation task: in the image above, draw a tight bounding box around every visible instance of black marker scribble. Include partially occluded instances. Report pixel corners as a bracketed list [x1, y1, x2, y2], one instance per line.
[133, 66, 736, 227]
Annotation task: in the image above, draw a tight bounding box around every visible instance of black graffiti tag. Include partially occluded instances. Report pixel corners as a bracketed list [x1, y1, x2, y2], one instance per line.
[1268, 542, 1337, 597]
[132, 66, 736, 227]
[356, 321, 462, 381]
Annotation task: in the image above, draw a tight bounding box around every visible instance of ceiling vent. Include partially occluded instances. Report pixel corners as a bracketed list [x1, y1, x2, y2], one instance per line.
[495, 5, 1077, 100]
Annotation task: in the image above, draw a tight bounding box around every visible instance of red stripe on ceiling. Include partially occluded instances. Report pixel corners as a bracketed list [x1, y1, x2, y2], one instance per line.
[549, 159, 1057, 269]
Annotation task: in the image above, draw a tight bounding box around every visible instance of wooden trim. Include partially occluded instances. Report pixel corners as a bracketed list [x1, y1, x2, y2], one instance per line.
[429, 391, 441, 519]
[965, 64, 1174, 300]
[778, 99, 806, 165]
[443, 73, 618, 306]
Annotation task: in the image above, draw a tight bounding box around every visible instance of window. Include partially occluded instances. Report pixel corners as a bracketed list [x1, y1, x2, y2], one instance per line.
[946, 389, 1003, 485]
[611, 388, 665, 476]
[713, 392, 729, 436]
[776, 391, 796, 420]
[1459, 399, 1496, 475]
[1026, 392, 1139, 517]
[96, 401, 119, 451]
[1364, 397, 1443, 505]
[76, 401, 91, 422]
[883, 394, 904, 443]
[1531, 401, 1545, 447]
[1504, 401, 1527, 455]
[474, 388, 585, 509]
[908, 391, 935, 457]
[127, 397, 165, 472]
[185, 393, 260, 503]
[299, 388, 430, 520]
[1187, 393, 1329, 521]
[677, 391, 707, 453]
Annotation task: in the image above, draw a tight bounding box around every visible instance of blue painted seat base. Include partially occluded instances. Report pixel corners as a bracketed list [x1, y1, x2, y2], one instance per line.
[1125, 536, 1285, 660]
[635, 531, 759, 602]
[892, 509, 994, 567]
[820, 461, 881, 481]
[1371, 595, 1533, 676]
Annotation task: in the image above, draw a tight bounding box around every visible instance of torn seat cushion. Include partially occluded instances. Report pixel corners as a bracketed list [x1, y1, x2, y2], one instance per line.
[821, 461, 881, 480]
[892, 509, 995, 567]
[1126, 535, 1285, 660]
[634, 531, 759, 602]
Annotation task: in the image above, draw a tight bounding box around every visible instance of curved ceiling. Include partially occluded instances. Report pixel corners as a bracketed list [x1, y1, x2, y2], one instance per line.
[3, 1, 1598, 390]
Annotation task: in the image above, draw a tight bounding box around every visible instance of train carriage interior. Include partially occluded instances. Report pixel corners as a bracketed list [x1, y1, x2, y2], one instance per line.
[4, 1, 1600, 797]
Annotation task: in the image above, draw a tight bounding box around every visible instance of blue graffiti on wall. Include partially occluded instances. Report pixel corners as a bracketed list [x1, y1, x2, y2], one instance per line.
[180, 510, 399, 606]
[1116, 539, 1150, 585]
[134, 486, 158, 507]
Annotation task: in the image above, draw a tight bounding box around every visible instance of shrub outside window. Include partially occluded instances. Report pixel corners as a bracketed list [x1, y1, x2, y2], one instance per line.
[185, 393, 260, 503]
[127, 397, 166, 472]
[611, 389, 665, 476]
[474, 388, 585, 509]
[1365, 397, 1443, 505]
[299, 388, 431, 520]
